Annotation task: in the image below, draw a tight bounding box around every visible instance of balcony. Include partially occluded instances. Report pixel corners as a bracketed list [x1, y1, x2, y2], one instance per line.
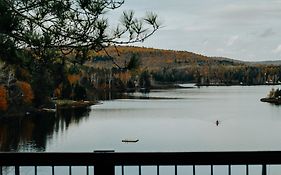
[0, 151, 280, 175]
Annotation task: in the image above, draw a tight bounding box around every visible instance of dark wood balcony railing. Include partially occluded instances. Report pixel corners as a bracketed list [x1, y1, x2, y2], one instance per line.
[1, 151, 281, 175]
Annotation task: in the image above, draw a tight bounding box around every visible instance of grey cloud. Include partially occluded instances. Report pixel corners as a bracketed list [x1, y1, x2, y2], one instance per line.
[215, 2, 281, 26]
[116, 0, 281, 61]
[259, 28, 276, 38]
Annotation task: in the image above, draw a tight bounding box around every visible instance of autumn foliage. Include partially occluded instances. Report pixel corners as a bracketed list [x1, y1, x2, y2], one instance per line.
[92, 46, 281, 85]
[0, 86, 8, 111]
[114, 71, 132, 84]
[54, 83, 63, 98]
[67, 74, 81, 85]
[17, 81, 34, 104]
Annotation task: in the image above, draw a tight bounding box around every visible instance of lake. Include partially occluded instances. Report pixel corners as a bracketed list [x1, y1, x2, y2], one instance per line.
[1, 85, 281, 152]
[2, 85, 281, 175]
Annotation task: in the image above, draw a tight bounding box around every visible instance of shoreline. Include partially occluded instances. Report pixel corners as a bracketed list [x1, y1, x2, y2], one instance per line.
[0, 100, 98, 119]
[54, 100, 98, 109]
[1, 84, 281, 118]
[260, 98, 281, 105]
[196, 83, 281, 87]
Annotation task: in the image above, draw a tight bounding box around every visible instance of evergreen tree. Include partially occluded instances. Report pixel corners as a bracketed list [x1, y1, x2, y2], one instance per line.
[127, 54, 141, 70]
[0, 0, 160, 105]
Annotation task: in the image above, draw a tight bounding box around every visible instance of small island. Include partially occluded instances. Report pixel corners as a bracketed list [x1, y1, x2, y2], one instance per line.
[260, 88, 281, 105]
[55, 100, 98, 109]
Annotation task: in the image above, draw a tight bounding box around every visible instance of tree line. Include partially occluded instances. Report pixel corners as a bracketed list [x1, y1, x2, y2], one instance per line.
[153, 65, 281, 85]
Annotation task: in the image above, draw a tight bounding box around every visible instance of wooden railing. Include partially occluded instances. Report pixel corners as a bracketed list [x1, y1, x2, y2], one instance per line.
[1, 151, 281, 175]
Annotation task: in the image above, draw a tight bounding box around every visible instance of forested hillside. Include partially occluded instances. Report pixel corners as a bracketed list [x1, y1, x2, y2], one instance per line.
[89, 46, 281, 85]
[90, 46, 242, 70]
[1, 45, 281, 116]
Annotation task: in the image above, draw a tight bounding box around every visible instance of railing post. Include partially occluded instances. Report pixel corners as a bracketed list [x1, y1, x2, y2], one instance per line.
[157, 165, 159, 175]
[122, 166, 124, 175]
[139, 165, 142, 175]
[262, 164, 267, 175]
[35, 166, 37, 175]
[15, 166, 20, 175]
[94, 163, 114, 175]
[69, 166, 72, 175]
[86, 166, 89, 175]
[52, 166, 55, 175]
[193, 165, 196, 175]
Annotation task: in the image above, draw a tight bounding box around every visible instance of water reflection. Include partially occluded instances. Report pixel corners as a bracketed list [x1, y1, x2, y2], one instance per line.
[1, 86, 281, 153]
[89, 91, 168, 101]
[0, 92, 156, 152]
[0, 108, 90, 152]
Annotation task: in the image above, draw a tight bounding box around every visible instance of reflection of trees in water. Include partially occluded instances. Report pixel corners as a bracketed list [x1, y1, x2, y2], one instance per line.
[88, 91, 151, 101]
[88, 91, 126, 101]
[0, 108, 90, 152]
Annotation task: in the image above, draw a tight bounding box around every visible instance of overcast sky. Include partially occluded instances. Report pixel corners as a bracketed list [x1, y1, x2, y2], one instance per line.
[111, 0, 281, 61]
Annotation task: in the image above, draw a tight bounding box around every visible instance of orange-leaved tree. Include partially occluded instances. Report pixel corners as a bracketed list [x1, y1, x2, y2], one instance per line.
[17, 81, 34, 104]
[0, 85, 8, 111]
[0, 0, 160, 105]
[67, 74, 81, 86]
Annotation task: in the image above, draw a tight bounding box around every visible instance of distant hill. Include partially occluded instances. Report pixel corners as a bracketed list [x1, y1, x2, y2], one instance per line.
[210, 56, 281, 66]
[86, 46, 281, 85]
[210, 56, 246, 64]
[89, 46, 245, 70]
[250, 60, 281, 66]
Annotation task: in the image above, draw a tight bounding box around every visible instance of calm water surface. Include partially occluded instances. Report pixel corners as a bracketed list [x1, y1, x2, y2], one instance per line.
[1, 85, 281, 152]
